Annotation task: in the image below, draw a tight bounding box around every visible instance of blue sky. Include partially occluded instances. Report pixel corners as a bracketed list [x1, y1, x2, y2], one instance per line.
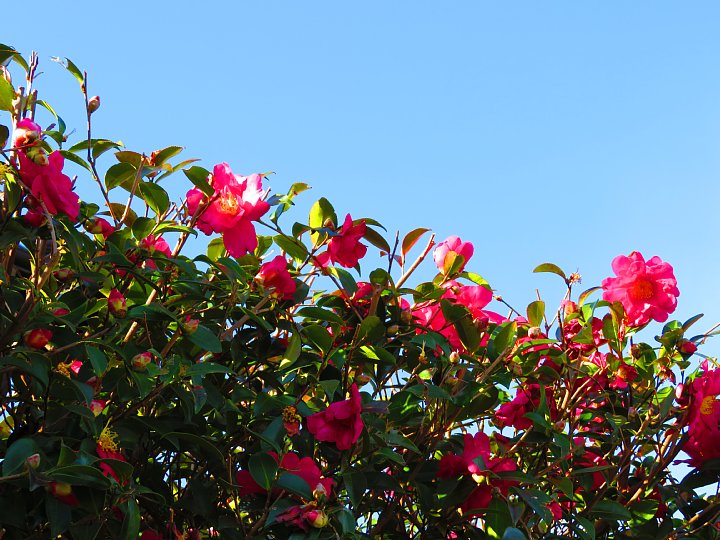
[5, 2, 720, 355]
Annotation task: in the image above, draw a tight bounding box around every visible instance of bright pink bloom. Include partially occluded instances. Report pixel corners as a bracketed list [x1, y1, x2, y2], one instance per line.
[316, 214, 367, 268]
[186, 163, 270, 257]
[13, 119, 41, 148]
[495, 384, 557, 430]
[256, 256, 296, 300]
[683, 366, 720, 467]
[433, 236, 474, 275]
[24, 328, 52, 349]
[18, 151, 80, 221]
[108, 288, 127, 318]
[90, 400, 107, 416]
[601, 252, 679, 327]
[307, 384, 364, 450]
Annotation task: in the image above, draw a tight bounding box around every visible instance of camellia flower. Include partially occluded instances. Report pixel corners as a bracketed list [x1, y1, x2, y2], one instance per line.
[139, 234, 172, 270]
[46, 482, 79, 506]
[186, 163, 270, 257]
[307, 384, 364, 450]
[437, 432, 517, 516]
[235, 451, 334, 498]
[108, 288, 127, 318]
[131, 352, 153, 371]
[24, 328, 52, 349]
[601, 252, 679, 327]
[96, 425, 127, 484]
[494, 384, 558, 430]
[433, 236, 474, 275]
[683, 364, 720, 467]
[256, 255, 296, 300]
[316, 214, 367, 268]
[18, 150, 80, 221]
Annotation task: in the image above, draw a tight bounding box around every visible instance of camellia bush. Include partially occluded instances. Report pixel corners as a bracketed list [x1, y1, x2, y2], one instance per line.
[0, 45, 719, 540]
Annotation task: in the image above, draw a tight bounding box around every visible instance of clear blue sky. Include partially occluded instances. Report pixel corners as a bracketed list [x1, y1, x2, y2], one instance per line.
[6, 2, 720, 355]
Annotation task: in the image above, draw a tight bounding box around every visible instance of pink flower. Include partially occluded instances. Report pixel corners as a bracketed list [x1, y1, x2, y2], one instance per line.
[13, 118, 41, 148]
[316, 214, 367, 268]
[186, 163, 270, 257]
[256, 256, 296, 300]
[18, 151, 80, 221]
[494, 384, 557, 430]
[23, 208, 46, 227]
[433, 236, 474, 275]
[683, 366, 720, 467]
[601, 252, 679, 327]
[108, 289, 127, 318]
[307, 384, 364, 450]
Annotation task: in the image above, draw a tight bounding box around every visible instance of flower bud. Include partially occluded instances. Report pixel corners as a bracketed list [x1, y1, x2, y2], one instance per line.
[182, 315, 199, 335]
[527, 326, 543, 339]
[678, 340, 697, 356]
[52, 307, 70, 317]
[307, 509, 329, 529]
[322, 217, 335, 229]
[24, 328, 52, 349]
[131, 352, 153, 371]
[87, 95, 101, 114]
[313, 482, 328, 502]
[53, 268, 74, 282]
[108, 289, 127, 318]
[354, 373, 372, 386]
[13, 118, 42, 148]
[26, 453, 41, 469]
[26, 146, 48, 166]
[448, 351, 460, 364]
[90, 400, 107, 416]
[84, 217, 115, 238]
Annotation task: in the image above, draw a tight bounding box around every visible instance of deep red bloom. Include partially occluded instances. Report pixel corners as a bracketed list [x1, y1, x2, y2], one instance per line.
[139, 530, 163, 540]
[256, 255, 296, 300]
[235, 452, 334, 498]
[316, 214, 367, 268]
[47, 482, 79, 506]
[601, 252, 679, 327]
[494, 384, 557, 430]
[307, 384, 364, 450]
[96, 444, 127, 483]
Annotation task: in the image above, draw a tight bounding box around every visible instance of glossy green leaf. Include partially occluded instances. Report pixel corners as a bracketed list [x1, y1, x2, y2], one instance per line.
[533, 263, 567, 281]
[249, 452, 278, 491]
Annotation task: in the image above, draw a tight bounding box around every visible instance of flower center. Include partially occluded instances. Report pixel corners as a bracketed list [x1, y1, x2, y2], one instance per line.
[700, 395, 717, 415]
[216, 189, 239, 216]
[631, 280, 654, 300]
[98, 425, 120, 452]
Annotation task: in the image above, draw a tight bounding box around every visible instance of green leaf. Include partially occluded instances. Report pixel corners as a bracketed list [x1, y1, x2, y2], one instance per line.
[363, 226, 391, 254]
[401, 227, 431, 261]
[277, 472, 312, 499]
[187, 326, 222, 353]
[105, 162, 136, 191]
[183, 166, 213, 196]
[343, 471, 367, 508]
[578, 286, 601, 306]
[683, 313, 704, 331]
[274, 234, 308, 263]
[533, 263, 567, 281]
[0, 77, 14, 112]
[151, 145, 183, 165]
[357, 315, 385, 344]
[50, 56, 84, 85]
[58, 150, 93, 173]
[86, 345, 108, 375]
[526, 300, 545, 327]
[587, 499, 631, 521]
[47, 465, 112, 488]
[297, 306, 345, 325]
[46, 497, 72, 537]
[484, 497, 513, 539]
[131, 217, 156, 241]
[488, 321, 517, 360]
[303, 324, 333, 355]
[326, 266, 358, 295]
[309, 197, 336, 247]
[138, 182, 170, 216]
[249, 453, 278, 490]
[2, 438, 38, 475]
[119, 498, 141, 540]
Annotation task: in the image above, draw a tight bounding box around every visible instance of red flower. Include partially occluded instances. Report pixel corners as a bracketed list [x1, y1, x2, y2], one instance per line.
[601, 252, 679, 327]
[47, 481, 79, 506]
[235, 451, 334, 498]
[139, 234, 171, 269]
[13, 118, 41, 148]
[307, 384, 364, 450]
[683, 365, 720, 467]
[256, 255, 296, 300]
[84, 217, 115, 239]
[96, 444, 127, 484]
[494, 384, 557, 430]
[316, 214, 367, 268]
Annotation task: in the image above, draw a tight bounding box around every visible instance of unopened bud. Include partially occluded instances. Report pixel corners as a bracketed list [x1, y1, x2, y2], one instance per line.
[387, 324, 399, 336]
[679, 340, 697, 356]
[630, 344, 643, 359]
[108, 289, 127, 318]
[354, 373, 372, 386]
[182, 315, 199, 335]
[24, 328, 52, 349]
[26, 453, 41, 469]
[26, 147, 48, 166]
[131, 352, 153, 371]
[322, 217, 335, 229]
[307, 509, 328, 528]
[87, 95, 101, 114]
[448, 351, 460, 364]
[53, 268, 74, 282]
[528, 326, 543, 339]
[313, 482, 328, 502]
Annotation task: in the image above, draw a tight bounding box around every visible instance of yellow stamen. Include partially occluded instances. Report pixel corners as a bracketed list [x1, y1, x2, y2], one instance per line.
[98, 424, 119, 452]
[701, 395, 717, 415]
